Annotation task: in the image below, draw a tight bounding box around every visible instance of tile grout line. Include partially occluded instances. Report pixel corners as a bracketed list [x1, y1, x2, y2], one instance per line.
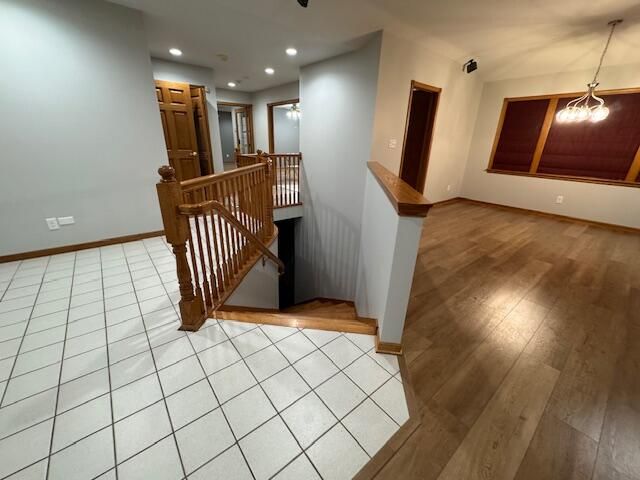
[98, 247, 121, 480]
[45, 251, 79, 479]
[119, 242, 189, 478]
[139, 238, 259, 480]
[0, 256, 52, 408]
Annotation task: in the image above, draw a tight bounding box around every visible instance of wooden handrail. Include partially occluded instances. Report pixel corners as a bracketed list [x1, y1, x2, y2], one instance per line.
[180, 164, 263, 191]
[178, 200, 284, 274]
[367, 162, 432, 217]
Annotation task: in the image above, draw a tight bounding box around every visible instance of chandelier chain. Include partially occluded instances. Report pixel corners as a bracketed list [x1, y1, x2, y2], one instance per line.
[592, 20, 621, 84]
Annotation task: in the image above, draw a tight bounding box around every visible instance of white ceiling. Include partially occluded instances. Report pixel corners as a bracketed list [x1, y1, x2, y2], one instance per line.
[110, 0, 640, 92]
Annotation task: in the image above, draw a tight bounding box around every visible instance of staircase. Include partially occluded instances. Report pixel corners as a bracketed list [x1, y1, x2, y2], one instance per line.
[217, 298, 377, 335]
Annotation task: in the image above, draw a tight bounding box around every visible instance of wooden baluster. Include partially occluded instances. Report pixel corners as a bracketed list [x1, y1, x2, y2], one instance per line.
[205, 210, 222, 299]
[201, 213, 219, 304]
[156, 166, 205, 331]
[232, 176, 245, 265]
[297, 154, 301, 204]
[264, 158, 275, 238]
[287, 155, 292, 206]
[213, 189, 230, 287]
[193, 215, 212, 310]
[223, 179, 240, 274]
[216, 182, 234, 281]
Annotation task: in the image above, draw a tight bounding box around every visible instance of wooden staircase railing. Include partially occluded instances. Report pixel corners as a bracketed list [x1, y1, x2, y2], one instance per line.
[234, 150, 302, 208]
[156, 161, 284, 331]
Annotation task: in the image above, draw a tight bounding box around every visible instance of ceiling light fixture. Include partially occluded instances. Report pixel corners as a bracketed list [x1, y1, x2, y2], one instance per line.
[286, 47, 298, 56]
[286, 103, 301, 120]
[227, 82, 236, 88]
[265, 67, 275, 75]
[169, 48, 182, 56]
[556, 19, 623, 124]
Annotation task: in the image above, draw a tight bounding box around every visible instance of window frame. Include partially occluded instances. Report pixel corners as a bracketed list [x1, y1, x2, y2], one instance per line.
[486, 87, 640, 188]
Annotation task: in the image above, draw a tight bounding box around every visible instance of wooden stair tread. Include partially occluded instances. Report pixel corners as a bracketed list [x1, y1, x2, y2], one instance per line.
[283, 298, 357, 319]
[215, 309, 376, 335]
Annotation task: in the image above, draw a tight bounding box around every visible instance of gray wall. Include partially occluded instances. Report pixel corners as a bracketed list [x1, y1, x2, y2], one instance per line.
[218, 111, 235, 163]
[150, 58, 225, 174]
[273, 107, 300, 153]
[0, 0, 166, 256]
[296, 34, 382, 302]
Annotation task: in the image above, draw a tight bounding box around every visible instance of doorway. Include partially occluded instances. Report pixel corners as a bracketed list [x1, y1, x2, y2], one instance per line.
[155, 80, 214, 181]
[217, 102, 255, 169]
[267, 99, 300, 153]
[399, 81, 441, 193]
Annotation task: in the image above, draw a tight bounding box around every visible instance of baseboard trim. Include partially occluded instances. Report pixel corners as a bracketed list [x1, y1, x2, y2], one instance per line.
[431, 197, 463, 207]
[459, 197, 640, 233]
[432, 197, 639, 233]
[0, 230, 165, 263]
[375, 334, 403, 356]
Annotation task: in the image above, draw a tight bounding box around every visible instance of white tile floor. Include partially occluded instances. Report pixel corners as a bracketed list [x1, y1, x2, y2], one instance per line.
[0, 237, 409, 480]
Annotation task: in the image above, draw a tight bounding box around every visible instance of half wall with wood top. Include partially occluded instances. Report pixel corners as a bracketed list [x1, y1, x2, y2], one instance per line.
[355, 162, 432, 355]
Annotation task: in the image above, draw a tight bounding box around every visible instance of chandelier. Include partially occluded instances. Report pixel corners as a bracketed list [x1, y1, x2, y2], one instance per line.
[556, 19, 623, 124]
[286, 103, 301, 120]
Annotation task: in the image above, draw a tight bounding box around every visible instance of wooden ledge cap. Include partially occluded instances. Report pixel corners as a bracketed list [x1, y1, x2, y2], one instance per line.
[367, 162, 432, 217]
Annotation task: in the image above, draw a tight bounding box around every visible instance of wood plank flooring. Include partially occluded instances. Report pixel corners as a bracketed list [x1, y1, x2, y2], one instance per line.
[374, 200, 640, 480]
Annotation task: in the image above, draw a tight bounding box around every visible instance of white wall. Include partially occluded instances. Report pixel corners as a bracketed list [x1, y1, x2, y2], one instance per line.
[252, 82, 300, 152]
[0, 0, 166, 256]
[151, 58, 224, 173]
[296, 34, 382, 302]
[461, 64, 640, 228]
[355, 170, 423, 345]
[371, 31, 483, 202]
[273, 107, 300, 153]
[225, 240, 279, 309]
[216, 88, 252, 105]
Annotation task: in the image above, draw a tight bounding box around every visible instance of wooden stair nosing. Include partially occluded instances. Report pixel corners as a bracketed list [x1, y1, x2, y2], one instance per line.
[214, 310, 377, 335]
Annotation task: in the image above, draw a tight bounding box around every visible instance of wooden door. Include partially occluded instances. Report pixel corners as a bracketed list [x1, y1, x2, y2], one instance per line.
[399, 81, 441, 193]
[155, 80, 201, 181]
[190, 86, 214, 176]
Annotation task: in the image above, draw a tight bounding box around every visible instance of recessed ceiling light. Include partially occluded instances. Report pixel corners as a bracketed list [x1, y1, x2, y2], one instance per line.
[227, 82, 236, 88]
[265, 67, 275, 75]
[286, 47, 298, 56]
[169, 48, 182, 56]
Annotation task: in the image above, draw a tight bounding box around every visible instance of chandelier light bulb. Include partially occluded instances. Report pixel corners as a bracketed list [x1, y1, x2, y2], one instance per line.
[590, 106, 610, 122]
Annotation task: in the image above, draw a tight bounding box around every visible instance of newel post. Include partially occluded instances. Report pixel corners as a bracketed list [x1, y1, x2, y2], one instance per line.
[156, 166, 205, 331]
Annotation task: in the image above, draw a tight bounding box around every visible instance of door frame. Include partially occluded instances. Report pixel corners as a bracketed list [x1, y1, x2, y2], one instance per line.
[267, 98, 299, 153]
[399, 81, 441, 193]
[217, 101, 255, 153]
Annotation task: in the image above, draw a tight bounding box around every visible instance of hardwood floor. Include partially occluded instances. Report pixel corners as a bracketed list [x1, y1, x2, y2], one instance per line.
[374, 200, 640, 480]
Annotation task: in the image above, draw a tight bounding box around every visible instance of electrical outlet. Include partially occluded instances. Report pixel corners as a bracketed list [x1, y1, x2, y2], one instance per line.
[58, 216, 75, 226]
[45, 217, 60, 230]
[556, 195, 564, 204]
[447, 184, 452, 192]
[388, 138, 397, 149]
